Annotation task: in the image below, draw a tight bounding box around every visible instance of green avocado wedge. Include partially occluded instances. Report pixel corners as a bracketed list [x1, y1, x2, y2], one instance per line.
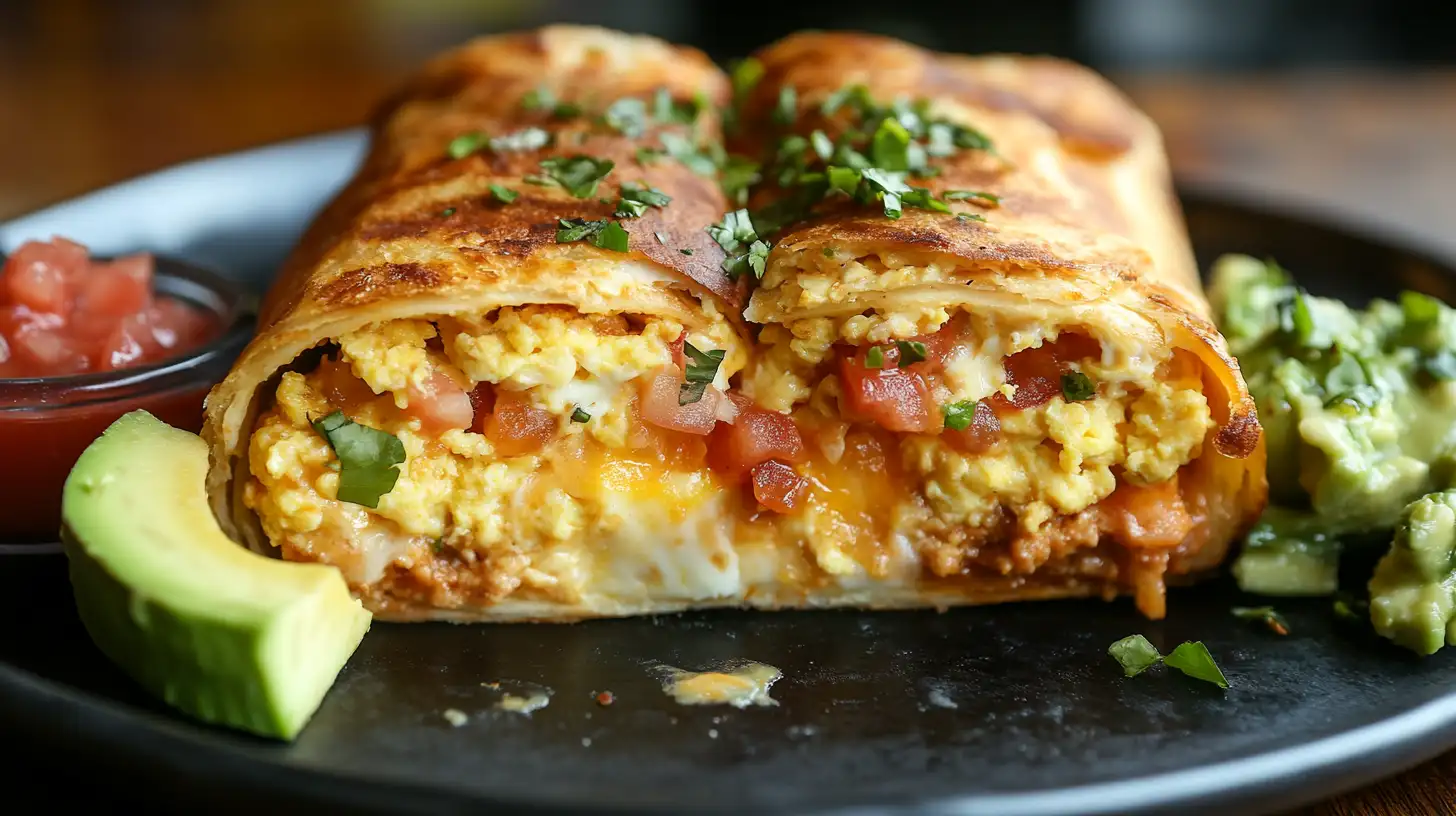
[60, 410, 372, 741]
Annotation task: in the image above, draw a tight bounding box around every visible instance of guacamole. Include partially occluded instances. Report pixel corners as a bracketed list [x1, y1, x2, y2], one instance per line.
[1210, 254, 1456, 655]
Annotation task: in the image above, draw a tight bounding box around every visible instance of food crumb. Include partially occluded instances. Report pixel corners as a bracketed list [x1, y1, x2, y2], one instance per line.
[596, 691, 616, 706]
[443, 709, 469, 727]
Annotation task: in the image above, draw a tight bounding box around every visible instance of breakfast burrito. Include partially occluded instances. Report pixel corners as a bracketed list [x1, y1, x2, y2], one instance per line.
[205, 25, 1264, 623]
[723, 32, 1267, 618]
[204, 26, 758, 621]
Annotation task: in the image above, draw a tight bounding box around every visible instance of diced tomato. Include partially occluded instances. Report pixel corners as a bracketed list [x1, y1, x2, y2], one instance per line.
[750, 459, 810, 514]
[668, 330, 687, 371]
[316, 357, 377, 412]
[485, 390, 557, 456]
[944, 399, 1002, 454]
[75, 254, 153, 320]
[148, 298, 210, 349]
[707, 403, 806, 483]
[11, 328, 88, 375]
[468, 383, 496, 434]
[625, 418, 710, 471]
[918, 316, 967, 366]
[96, 322, 148, 371]
[838, 348, 937, 433]
[1, 237, 89, 317]
[639, 369, 720, 435]
[988, 332, 1102, 413]
[0, 238, 219, 379]
[404, 370, 473, 432]
[1102, 476, 1194, 549]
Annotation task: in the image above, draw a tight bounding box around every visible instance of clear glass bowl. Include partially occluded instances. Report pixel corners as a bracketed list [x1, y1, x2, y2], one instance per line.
[0, 256, 255, 542]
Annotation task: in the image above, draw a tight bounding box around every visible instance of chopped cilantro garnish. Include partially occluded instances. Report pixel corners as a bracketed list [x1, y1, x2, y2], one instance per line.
[556, 218, 630, 251]
[719, 156, 762, 206]
[1109, 636, 1230, 689]
[636, 146, 664, 164]
[571, 406, 592, 423]
[1060, 371, 1095, 401]
[552, 101, 583, 119]
[1163, 642, 1230, 689]
[1276, 289, 1317, 347]
[895, 340, 927, 367]
[537, 156, 615, 198]
[864, 346, 885, 368]
[603, 97, 649, 137]
[680, 248, 694, 256]
[730, 58, 764, 102]
[1108, 635, 1162, 678]
[620, 183, 672, 209]
[488, 184, 518, 204]
[679, 342, 725, 405]
[311, 412, 405, 508]
[772, 85, 798, 126]
[446, 132, 490, 160]
[941, 400, 977, 431]
[658, 131, 718, 176]
[1232, 606, 1291, 636]
[944, 190, 1001, 205]
[440, 207, 456, 218]
[810, 130, 835, 161]
[956, 213, 986, 223]
[652, 87, 704, 125]
[708, 209, 758, 254]
[520, 85, 554, 111]
[709, 209, 770, 279]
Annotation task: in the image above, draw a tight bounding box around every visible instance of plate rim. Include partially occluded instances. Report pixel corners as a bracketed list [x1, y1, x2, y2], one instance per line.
[5, 130, 1456, 816]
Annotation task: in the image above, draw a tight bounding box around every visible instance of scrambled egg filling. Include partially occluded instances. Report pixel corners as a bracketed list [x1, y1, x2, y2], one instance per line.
[243, 303, 747, 595]
[749, 301, 1214, 536]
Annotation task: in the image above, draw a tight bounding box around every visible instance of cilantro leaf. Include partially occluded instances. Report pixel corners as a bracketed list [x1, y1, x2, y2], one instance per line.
[772, 85, 798, 126]
[447, 132, 490, 160]
[659, 131, 718, 176]
[603, 97, 649, 137]
[679, 342, 725, 405]
[941, 400, 977, 431]
[730, 58, 764, 101]
[1060, 371, 1095, 401]
[312, 411, 405, 508]
[556, 218, 606, 243]
[652, 87, 704, 125]
[944, 190, 1001, 205]
[520, 85, 555, 111]
[620, 182, 672, 209]
[488, 184, 518, 204]
[593, 220, 630, 252]
[708, 209, 758, 254]
[896, 340, 927, 367]
[571, 406, 592, 423]
[1163, 641, 1230, 689]
[1108, 635, 1162, 678]
[719, 156, 762, 206]
[538, 155, 615, 198]
[865, 346, 885, 368]
[1231, 606, 1291, 636]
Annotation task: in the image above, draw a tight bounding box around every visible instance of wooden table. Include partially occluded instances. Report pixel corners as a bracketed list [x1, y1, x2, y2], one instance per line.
[2, 5, 1454, 813]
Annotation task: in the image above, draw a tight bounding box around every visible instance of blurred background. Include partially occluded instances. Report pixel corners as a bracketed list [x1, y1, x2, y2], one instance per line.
[1, 0, 1455, 257]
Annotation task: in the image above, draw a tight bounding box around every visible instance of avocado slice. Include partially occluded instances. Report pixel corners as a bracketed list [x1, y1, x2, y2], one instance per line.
[60, 410, 371, 740]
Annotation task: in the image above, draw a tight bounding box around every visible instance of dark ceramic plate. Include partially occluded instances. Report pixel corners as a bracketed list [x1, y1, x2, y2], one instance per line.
[3, 131, 1456, 816]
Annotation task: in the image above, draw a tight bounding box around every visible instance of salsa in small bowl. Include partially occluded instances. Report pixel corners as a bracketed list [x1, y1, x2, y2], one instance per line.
[0, 238, 253, 542]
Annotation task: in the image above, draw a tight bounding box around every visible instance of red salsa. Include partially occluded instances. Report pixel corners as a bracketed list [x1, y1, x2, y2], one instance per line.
[1, 237, 230, 542]
[1, 237, 214, 378]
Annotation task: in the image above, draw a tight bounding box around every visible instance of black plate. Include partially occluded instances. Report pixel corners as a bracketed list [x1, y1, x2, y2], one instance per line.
[3, 132, 1455, 816]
